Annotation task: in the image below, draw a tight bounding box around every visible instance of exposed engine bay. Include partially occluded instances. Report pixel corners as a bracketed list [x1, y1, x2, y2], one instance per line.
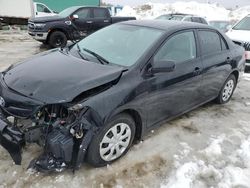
[0, 104, 101, 172]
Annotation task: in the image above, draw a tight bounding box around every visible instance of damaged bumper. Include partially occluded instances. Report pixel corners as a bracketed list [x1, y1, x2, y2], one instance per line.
[0, 119, 25, 165]
[0, 105, 100, 173]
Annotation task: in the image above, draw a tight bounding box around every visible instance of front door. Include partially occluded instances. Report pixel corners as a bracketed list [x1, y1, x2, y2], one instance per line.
[143, 30, 203, 127]
[35, 3, 54, 17]
[72, 8, 93, 35]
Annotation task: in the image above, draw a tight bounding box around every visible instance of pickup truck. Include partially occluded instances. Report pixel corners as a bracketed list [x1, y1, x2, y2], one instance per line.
[28, 6, 136, 48]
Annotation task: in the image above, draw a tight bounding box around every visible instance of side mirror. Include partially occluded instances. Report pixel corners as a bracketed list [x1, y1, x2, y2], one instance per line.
[72, 14, 79, 20]
[150, 60, 176, 74]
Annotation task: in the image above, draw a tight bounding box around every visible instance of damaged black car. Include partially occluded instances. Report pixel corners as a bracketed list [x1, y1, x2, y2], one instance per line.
[0, 20, 245, 172]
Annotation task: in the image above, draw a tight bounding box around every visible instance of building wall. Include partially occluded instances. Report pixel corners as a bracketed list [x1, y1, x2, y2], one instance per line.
[34, 0, 100, 12]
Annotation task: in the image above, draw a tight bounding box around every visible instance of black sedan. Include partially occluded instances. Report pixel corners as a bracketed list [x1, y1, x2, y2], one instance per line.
[0, 20, 245, 172]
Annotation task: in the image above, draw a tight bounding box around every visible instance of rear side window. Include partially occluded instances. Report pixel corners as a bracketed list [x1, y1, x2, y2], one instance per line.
[94, 8, 108, 18]
[198, 30, 228, 56]
[192, 17, 202, 23]
[200, 18, 208, 24]
[183, 17, 192, 22]
[75, 8, 91, 19]
[154, 31, 196, 63]
[221, 38, 228, 50]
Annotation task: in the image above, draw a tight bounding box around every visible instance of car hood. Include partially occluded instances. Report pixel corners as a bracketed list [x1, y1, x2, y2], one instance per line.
[3, 50, 124, 104]
[29, 15, 65, 23]
[226, 29, 250, 43]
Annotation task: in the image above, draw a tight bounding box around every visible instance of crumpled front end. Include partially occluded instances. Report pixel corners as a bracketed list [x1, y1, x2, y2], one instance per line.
[0, 74, 102, 172]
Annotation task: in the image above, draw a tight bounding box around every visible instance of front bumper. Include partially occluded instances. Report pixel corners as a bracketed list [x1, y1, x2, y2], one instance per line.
[0, 118, 25, 165]
[28, 31, 48, 42]
[246, 59, 250, 67]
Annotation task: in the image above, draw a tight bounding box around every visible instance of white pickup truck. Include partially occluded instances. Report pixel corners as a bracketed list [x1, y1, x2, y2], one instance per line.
[226, 15, 250, 69]
[0, 0, 56, 24]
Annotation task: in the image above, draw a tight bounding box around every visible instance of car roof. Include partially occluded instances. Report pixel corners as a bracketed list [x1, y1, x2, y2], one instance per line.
[122, 20, 213, 31]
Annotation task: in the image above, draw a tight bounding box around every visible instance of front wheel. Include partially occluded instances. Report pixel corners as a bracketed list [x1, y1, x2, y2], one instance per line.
[48, 31, 67, 48]
[216, 74, 236, 104]
[86, 113, 135, 167]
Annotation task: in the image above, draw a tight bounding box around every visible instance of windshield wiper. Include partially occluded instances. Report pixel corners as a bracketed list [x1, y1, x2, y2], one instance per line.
[76, 43, 89, 61]
[82, 48, 109, 65]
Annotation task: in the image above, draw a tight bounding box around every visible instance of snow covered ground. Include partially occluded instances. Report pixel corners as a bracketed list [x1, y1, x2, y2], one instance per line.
[117, 1, 250, 22]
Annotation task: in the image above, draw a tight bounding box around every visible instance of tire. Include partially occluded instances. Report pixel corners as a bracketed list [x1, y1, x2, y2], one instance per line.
[216, 74, 236, 104]
[86, 113, 136, 167]
[48, 31, 67, 48]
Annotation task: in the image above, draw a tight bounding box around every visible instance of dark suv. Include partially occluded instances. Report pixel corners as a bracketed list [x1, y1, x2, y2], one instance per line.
[156, 13, 208, 25]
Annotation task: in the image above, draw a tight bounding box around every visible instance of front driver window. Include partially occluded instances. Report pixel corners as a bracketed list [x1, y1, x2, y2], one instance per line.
[75, 9, 91, 19]
[154, 31, 196, 63]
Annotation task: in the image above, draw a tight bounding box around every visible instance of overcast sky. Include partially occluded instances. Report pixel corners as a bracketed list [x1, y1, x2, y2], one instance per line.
[103, 0, 250, 8]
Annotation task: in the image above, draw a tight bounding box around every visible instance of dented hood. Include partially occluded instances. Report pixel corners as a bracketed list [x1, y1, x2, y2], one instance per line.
[3, 50, 124, 103]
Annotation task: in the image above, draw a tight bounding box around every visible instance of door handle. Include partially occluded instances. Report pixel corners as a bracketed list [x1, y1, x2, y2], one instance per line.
[86, 21, 93, 24]
[193, 67, 201, 76]
[104, 20, 109, 23]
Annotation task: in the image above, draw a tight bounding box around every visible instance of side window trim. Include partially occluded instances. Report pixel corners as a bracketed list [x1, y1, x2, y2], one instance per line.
[152, 29, 198, 64]
[219, 34, 229, 51]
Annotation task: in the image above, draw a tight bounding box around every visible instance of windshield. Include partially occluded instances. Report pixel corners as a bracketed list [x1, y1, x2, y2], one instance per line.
[75, 24, 164, 67]
[156, 15, 184, 21]
[233, 16, 250, 30]
[59, 7, 78, 17]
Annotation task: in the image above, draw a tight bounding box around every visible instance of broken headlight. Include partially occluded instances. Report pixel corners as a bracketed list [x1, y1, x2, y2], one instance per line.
[68, 104, 85, 111]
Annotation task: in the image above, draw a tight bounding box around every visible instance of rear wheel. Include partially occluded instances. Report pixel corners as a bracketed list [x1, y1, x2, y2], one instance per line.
[48, 31, 67, 48]
[86, 113, 135, 167]
[216, 74, 236, 104]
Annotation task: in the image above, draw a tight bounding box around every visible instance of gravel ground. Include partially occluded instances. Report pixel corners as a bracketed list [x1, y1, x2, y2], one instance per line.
[0, 30, 250, 188]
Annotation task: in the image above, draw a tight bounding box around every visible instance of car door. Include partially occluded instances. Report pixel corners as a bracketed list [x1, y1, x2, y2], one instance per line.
[143, 30, 203, 127]
[35, 3, 54, 17]
[197, 29, 233, 101]
[92, 8, 111, 31]
[72, 8, 93, 34]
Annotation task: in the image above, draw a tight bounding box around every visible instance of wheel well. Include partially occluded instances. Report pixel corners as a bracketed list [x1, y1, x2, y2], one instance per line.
[231, 70, 239, 83]
[47, 29, 68, 41]
[122, 109, 143, 141]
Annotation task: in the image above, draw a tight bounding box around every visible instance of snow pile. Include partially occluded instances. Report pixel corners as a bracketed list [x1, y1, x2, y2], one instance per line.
[243, 73, 250, 81]
[161, 120, 250, 187]
[117, 1, 230, 21]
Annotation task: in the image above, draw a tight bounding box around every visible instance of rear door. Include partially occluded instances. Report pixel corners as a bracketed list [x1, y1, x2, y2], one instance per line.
[144, 30, 203, 126]
[197, 29, 232, 101]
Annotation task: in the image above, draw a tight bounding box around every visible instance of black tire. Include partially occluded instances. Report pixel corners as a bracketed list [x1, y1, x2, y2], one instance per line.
[86, 113, 136, 167]
[48, 31, 67, 48]
[216, 74, 237, 104]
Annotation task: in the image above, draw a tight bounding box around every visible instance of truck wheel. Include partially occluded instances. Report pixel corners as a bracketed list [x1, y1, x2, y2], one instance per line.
[86, 113, 135, 167]
[48, 31, 67, 48]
